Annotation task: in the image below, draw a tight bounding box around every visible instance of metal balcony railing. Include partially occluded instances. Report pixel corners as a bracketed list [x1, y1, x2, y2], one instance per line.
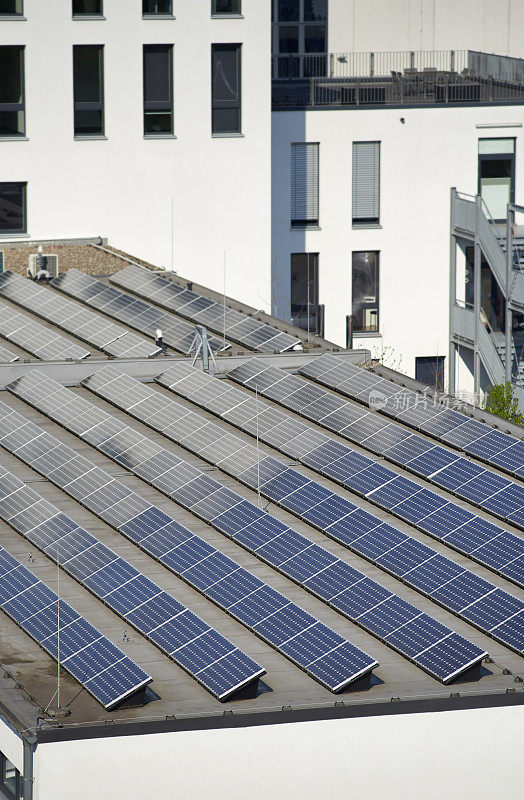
[273, 49, 524, 109]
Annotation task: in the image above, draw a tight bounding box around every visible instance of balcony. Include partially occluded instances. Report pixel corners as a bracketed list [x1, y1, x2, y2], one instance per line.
[272, 49, 524, 110]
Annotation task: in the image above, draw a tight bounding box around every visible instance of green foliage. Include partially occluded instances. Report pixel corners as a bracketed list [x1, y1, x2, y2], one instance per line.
[484, 381, 524, 426]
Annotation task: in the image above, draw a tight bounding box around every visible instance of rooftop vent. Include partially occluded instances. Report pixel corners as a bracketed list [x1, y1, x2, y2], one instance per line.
[28, 252, 59, 280]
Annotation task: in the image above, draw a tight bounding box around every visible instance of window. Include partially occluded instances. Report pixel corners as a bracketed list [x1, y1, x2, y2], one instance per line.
[211, 44, 241, 134]
[478, 138, 515, 223]
[416, 356, 445, 391]
[291, 142, 319, 227]
[291, 253, 321, 333]
[143, 0, 172, 14]
[0, 753, 21, 800]
[352, 251, 379, 333]
[72, 0, 103, 15]
[73, 45, 104, 137]
[0, 1, 24, 16]
[143, 45, 173, 136]
[273, 0, 327, 77]
[352, 142, 380, 226]
[0, 46, 25, 137]
[212, 0, 241, 13]
[0, 183, 26, 233]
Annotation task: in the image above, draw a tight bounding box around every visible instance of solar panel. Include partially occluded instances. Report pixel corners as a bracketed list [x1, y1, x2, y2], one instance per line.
[0, 537, 150, 709]
[109, 264, 302, 353]
[299, 354, 524, 481]
[0, 301, 90, 361]
[52, 269, 228, 356]
[124, 359, 524, 657]
[226, 358, 524, 588]
[0, 343, 19, 363]
[0, 401, 376, 694]
[0, 462, 264, 701]
[12, 368, 490, 681]
[0, 272, 160, 359]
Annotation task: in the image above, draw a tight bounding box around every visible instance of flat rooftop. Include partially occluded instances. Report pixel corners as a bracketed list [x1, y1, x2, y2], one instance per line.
[0, 261, 521, 743]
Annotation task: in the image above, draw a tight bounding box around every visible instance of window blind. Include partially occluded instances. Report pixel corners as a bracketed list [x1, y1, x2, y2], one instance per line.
[291, 142, 319, 226]
[352, 141, 380, 223]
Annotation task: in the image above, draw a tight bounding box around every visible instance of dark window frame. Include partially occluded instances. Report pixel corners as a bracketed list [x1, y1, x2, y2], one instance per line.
[0, 1, 24, 16]
[290, 141, 319, 228]
[211, 43, 242, 135]
[0, 182, 27, 235]
[143, 44, 174, 137]
[142, 0, 173, 16]
[352, 140, 381, 227]
[0, 752, 21, 799]
[415, 356, 445, 391]
[212, 0, 242, 14]
[72, 0, 104, 16]
[351, 250, 380, 334]
[0, 45, 25, 137]
[73, 44, 105, 138]
[290, 252, 321, 333]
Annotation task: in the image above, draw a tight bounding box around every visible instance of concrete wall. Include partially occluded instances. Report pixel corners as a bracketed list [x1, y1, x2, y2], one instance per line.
[34, 704, 524, 800]
[271, 105, 523, 381]
[0, 0, 272, 311]
[0, 718, 23, 773]
[328, 0, 524, 59]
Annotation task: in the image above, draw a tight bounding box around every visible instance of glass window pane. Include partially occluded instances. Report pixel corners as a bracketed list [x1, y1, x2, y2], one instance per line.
[212, 107, 240, 133]
[279, 26, 299, 54]
[352, 251, 379, 333]
[304, 24, 326, 53]
[478, 138, 515, 155]
[73, 0, 103, 14]
[212, 47, 240, 103]
[0, 1, 24, 15]
[0, 47, 23, 104]
[74, 47, 102, 103]
[278, 0, 299, 21]
[144, 111, 172, 134]
[212, 0, 241, 13]
[0, 182, 26, 233]
[0, 110, 24, 136]
[304, 0, 327, 20]
[143, 0, 172, 13]
[144, 46, 171, 103]
[74, 109, 103, 136]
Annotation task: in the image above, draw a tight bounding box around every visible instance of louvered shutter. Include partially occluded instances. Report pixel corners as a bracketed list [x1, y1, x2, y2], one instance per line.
[291, 143, 319, 226]
[352, 142, 380, 223]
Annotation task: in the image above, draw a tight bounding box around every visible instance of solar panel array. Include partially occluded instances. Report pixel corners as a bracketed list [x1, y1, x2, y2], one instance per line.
[30, 367, 494, 683]
[0, 447, 264, 701]
[0, 271, 161, 359]
[299, 354, 524, 481]
[0, 401, 379, 695]
[52, 269, 228, 356]
[0, 301, 90, 361]
[142, 360, 524, 657]
[0, 343, 19, 363]
[0, 477, 151, 709]
[225, 359, 524, 587]
[110, 265, 302, 353]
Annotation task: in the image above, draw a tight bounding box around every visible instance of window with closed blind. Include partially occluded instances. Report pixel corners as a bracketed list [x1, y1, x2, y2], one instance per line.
[143, 45, 173, 136]
[352, 141, 380, 226]
[291, 142, 319, 227]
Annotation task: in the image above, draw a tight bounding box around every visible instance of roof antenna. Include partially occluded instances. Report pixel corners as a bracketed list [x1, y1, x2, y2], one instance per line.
[223, 250, 227, 349]
[256, 385, 262, 507]
[190, 325, 217, 373]
[47, 549, 70, 719]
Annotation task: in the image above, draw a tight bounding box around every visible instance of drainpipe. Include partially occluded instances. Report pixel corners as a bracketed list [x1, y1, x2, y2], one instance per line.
[473, 196, 482, 398]
[505, 203, 513, 384]
[22, 734, 36, 800]
[449, 188, 457, 395]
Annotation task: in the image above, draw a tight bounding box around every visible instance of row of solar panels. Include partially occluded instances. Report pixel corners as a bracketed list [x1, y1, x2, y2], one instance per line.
[110, 264, 302, 353]
[0, 342, 19, 363]
[101, 359, 524, 657]
[0, 301, 91, 361]
[0, 398, 377, 695]
[0, 472, 151, 709]
[0, 272, 160, 359]
[301, 354, 524, 481]
[6, 369, 488, 683]
[222, 359, 524, 589]
[0, 455, 265, 702]
[52, 269, 228, 357]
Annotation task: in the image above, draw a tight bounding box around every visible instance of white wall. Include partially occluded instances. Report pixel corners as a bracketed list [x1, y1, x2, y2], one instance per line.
[0, 719, 23, 773]
[34, 704, 524, 800]
[271, 105, 524, 380]
[0, 0, 272, 311]
[328, 0, 524, 59]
